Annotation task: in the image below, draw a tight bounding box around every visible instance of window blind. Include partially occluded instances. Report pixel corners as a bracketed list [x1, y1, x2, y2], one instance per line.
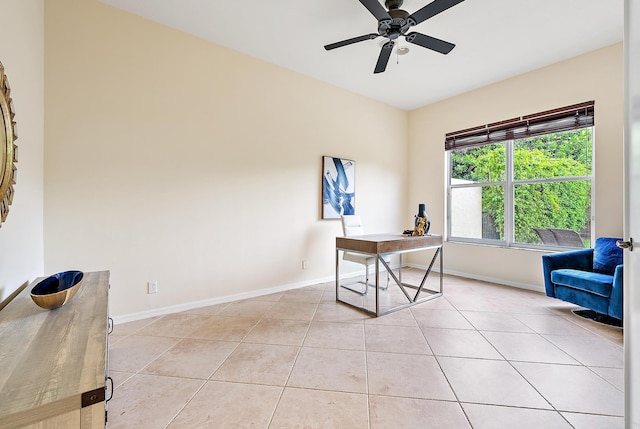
[444, 101, 595, 151]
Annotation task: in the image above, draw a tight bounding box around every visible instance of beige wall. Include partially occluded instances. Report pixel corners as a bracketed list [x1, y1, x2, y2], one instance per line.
[0, 0, 45, 302]
[408, 43, 624, 290]
[42, 1, 624, 317]
[44, 0, 408, 318]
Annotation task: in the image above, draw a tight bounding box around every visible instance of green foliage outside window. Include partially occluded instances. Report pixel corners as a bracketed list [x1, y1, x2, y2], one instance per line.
[451, 129, 592, 244]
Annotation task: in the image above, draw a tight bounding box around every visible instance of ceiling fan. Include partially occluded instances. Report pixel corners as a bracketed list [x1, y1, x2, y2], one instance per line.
[324, 0, 465, 74]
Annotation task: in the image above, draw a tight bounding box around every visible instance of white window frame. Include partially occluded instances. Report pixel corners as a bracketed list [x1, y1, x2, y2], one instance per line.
[446, 133, 595, 250]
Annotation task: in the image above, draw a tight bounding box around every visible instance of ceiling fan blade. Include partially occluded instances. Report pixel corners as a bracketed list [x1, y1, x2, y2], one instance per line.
[405, 32, 455, 54]
[374, 41, 394, 74]
[408, 0, 464, 26]
[359, 0, 392, 21]
[324, 33, 379, 51]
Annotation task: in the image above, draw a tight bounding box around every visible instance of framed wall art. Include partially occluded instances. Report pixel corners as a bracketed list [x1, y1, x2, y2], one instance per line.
[322, 156, 355, 219]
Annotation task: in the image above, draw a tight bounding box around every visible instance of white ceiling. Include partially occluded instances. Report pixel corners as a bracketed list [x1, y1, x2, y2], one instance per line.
[99, 0, 624, 111]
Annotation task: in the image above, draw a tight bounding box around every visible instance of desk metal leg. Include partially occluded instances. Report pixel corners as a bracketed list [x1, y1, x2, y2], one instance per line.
[439, 244, 443, 295]
[335, 248, 340, 301]
[375, 257, 380, 316]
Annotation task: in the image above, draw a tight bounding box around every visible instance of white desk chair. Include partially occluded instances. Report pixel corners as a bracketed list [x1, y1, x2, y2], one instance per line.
[340, 215, 390, 295]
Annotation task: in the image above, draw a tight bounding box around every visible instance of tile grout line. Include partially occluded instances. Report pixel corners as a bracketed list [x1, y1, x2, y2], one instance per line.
[162, 378, 209, 429]
[363, 320, 372, 429]
[461, 313, 563, 421]
[413, 305, 475, 428]
[265, 290, 320, 429]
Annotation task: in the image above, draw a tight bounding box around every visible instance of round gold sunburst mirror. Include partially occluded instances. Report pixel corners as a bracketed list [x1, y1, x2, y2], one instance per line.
[0, 61, 18, 228]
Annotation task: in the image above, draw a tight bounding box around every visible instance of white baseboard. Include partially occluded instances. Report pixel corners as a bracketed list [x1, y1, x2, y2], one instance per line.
[112, 277, 326, 325]
[113, 263, 542, 325]
[112, 268, 395, 325]
[405, 262, 544, 294]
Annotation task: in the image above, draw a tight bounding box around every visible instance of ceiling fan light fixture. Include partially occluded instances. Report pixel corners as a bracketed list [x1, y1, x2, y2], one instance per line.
[378, 39, 410, 54]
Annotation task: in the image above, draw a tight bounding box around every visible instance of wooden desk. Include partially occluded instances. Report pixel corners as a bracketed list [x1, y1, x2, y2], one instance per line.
[0, 271, 110, 428]
[336, 234, 443, 316]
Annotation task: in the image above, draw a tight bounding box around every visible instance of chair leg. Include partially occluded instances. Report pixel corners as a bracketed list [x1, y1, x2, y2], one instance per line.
[364, 263, 390, 291]
[378, 270, 390, 290]
[340, 264, 369, 295]
[378, 257, 391, 290]
[340, 263, 391, 295]
[340, 280, 368, 295]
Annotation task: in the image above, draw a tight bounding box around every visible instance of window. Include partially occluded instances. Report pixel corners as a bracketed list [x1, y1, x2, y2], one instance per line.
[445, 101, 594, 249]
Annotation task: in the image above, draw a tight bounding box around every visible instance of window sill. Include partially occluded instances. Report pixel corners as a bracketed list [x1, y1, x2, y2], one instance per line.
[445, 239, 579, 253]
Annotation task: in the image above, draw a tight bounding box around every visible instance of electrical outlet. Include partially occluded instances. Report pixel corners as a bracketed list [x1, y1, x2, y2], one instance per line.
[147, 281, 158, 294]
[302, 260, 308, 270]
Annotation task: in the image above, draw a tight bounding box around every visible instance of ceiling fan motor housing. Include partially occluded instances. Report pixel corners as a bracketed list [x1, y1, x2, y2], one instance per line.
[378, 8, 410, 40]
[385, 0, 404, 10]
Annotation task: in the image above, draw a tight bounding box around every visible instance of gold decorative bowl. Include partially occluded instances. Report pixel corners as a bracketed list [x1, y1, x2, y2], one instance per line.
[30, 271, 84, 310]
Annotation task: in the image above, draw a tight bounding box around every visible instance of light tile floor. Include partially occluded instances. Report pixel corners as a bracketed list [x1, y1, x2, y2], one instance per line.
[107, 270, 624, 428]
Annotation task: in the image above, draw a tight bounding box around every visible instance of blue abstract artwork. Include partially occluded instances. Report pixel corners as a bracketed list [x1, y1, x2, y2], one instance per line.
[323, 156, 355, 219]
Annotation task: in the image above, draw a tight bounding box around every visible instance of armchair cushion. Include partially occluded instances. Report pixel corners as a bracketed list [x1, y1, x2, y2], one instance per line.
[593, 237, 623, 275]
[550, 269, 614, 297]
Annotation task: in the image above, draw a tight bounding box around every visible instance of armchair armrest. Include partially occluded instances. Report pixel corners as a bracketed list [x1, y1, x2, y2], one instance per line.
[542, 248, 594, 297]
[608, 264, 624, 320]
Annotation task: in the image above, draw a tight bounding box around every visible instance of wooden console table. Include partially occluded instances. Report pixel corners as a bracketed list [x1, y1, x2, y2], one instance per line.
[336, 234, 443, 316]
[0, 271, 110, 429]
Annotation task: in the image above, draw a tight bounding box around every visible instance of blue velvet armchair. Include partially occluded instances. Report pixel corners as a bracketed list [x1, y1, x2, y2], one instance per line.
[542, 237, 623, 320]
